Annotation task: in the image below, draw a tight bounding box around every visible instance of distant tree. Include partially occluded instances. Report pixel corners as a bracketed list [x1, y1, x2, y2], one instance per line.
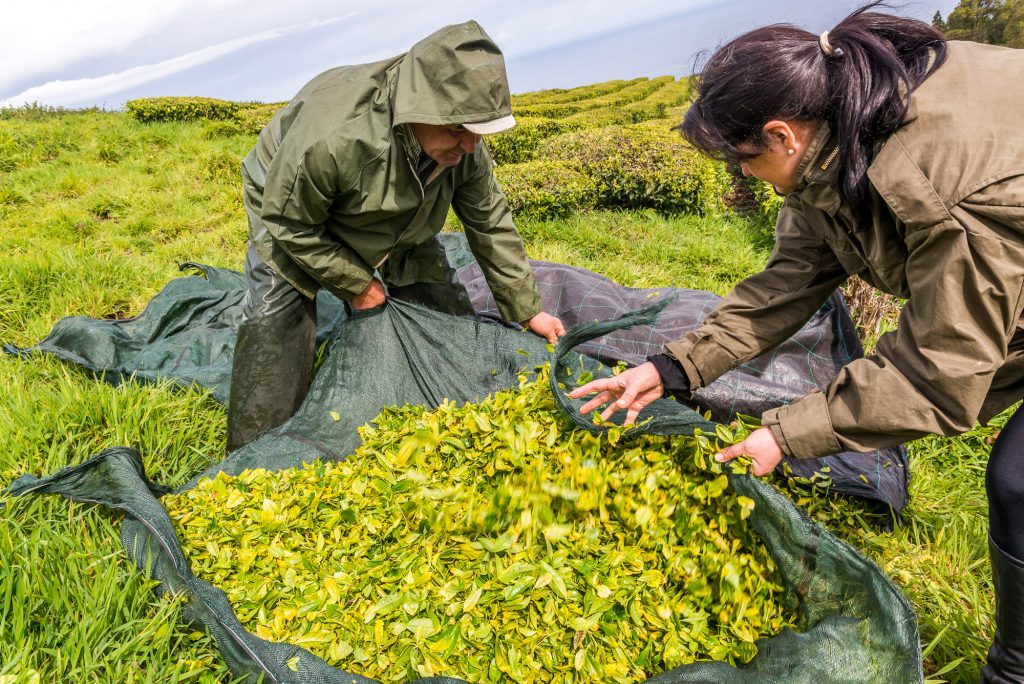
[940, 0, 1024, 46]
[944, 0, 1007, 44]
[1002, 0, 1024, 47]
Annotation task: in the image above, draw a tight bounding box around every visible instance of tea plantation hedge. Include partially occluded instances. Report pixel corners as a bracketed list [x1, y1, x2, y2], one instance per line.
[125, 96, 241, 123]
[486, 118, 574, 165]
[126, 97, 284, 133]
[494, 160, 599, 218]
[124, 78, 777, 222]
[511, 78, 647, 106]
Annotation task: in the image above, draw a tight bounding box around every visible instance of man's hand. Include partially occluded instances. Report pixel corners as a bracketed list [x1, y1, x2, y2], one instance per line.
[714, 427, 783, 477]
[525, 311, 566, 345]
[568, 361, 664, 425]
[350, 279, 386, 310]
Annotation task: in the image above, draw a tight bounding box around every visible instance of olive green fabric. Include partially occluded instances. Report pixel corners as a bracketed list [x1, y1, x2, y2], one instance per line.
[666, 41, 1024, 459]
[246, 20, 542, 324]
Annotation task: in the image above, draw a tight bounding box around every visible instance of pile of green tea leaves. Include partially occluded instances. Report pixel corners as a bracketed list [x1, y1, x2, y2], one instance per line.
[166, 366, 795, 683]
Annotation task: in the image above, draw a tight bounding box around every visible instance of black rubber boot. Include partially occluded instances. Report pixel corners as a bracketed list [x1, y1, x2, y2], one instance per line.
[982, 537, 1024, 683]
[226, 311, 316, 454]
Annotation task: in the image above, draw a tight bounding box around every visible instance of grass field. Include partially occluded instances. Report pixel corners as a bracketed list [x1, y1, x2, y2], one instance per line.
[0, 99, 1000, 683]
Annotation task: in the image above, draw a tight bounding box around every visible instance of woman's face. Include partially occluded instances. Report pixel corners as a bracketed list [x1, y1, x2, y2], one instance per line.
[739, 147, 800, 195]
[735, 120, 816, 195]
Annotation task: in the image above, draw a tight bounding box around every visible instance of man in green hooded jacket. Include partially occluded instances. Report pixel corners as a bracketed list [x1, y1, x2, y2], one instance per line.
[228, 21, 564, 452]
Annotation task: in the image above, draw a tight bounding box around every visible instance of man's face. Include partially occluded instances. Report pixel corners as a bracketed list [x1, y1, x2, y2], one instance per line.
[410, 123, 482, 168]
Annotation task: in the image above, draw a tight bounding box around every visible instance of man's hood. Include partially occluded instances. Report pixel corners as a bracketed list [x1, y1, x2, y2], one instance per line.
[391, 21, 513, 128]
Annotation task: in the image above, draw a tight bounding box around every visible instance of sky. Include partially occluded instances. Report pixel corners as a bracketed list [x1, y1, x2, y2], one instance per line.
[0, 0, 959, 109]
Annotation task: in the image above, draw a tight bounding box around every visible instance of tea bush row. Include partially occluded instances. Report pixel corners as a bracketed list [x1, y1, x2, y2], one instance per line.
[495, 125, 732, 219]
[511, 78, 647, 107]
[514, 76, 674, 119]
[126, 97, 284, 134]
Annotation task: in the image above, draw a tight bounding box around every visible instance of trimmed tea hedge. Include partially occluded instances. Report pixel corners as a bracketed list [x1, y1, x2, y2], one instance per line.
[511, 78, 647, 107]
[537, 123, 731, 216]
[126, 97, 240, 123]
[234, 102, 285, 134]
[495, 160, 599, 219]
[514, 77, 674, 119]
[126, 97, 284, 134]
[487, 118, 576, 165]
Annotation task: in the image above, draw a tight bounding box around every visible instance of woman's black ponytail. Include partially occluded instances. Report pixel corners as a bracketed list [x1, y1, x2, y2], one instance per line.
[680, 2, 947, 219]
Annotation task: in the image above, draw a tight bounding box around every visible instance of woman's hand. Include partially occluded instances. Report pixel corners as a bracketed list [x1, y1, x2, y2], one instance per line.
[350, 279, 386, 310]
[715, 427, 783, 476]
[526, 312, 567, 345]
[568, 361, 664, 425]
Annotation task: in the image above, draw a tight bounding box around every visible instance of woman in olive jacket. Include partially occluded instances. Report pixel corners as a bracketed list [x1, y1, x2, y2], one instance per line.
[572, 4, 1024, 680]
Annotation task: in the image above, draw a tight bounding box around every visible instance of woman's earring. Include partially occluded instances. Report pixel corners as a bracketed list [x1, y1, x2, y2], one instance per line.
[787, 148, 796, 156]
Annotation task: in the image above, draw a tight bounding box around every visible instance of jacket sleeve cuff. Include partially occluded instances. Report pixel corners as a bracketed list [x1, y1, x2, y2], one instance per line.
[647, 354, 691, 397]
[761, 390, 842, 460]
[663, 334, 735, 390]
[325, 270, 375, 302]
[491, 272, 544, 324]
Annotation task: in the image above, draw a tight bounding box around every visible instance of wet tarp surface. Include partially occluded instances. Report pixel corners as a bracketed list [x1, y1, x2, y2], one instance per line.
[6, 290, 923, 683]
[7, 234, 908, 509]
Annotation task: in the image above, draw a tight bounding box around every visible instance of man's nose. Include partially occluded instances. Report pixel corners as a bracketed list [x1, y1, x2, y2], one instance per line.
[458, 132, 481, 152]
[740, 163, 752, 178]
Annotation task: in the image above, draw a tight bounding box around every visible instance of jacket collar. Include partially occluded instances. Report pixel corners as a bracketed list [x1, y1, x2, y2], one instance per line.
[394, 123, 452, 188]
[396, 124, 422, 163]
[793, 122, 843, 216]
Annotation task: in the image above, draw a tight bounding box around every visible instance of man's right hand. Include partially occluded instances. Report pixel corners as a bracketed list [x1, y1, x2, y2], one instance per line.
[350, 279, 387, 310]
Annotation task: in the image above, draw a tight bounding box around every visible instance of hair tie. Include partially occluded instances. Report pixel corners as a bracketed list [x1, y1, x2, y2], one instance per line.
[819, 31, 835, 56]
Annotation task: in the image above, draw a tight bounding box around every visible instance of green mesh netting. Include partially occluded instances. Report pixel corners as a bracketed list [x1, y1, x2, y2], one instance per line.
[5, 296, 922, 683]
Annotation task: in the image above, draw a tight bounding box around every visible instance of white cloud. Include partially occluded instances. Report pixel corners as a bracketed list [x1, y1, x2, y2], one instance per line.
[0, 0, 252, 94]
[0, 1, 700, 90]
[0, 0, 960, 108]
[0, 19, 338, 108]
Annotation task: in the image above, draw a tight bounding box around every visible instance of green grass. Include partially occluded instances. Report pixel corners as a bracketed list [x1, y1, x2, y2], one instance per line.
[801, 425, 997, 682]
[0, 106, 997, 683]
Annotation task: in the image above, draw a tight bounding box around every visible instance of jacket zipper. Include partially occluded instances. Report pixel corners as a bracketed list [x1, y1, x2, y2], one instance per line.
[821, 146, 840, 172]
[381, 144, 441, 270]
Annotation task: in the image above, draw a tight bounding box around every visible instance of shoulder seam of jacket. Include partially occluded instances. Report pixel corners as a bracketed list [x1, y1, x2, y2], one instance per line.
[951, 168, 1024, 207]
[308, 109, 392, 197]
[873, 135, 952, 227]
[337, 140, 391, 196]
